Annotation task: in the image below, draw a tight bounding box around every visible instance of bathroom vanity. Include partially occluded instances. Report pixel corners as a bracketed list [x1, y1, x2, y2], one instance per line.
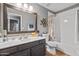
[0, 37, 46, 56]
[0, 3, 46, 56]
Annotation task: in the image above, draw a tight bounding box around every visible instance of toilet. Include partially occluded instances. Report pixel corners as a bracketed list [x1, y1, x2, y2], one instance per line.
[46, 41, 58, 55]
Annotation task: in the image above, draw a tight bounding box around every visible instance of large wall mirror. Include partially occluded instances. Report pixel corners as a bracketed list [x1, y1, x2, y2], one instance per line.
[3, 3, 38, 34]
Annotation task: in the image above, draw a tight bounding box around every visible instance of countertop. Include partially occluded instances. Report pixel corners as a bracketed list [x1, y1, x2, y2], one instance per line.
[0, 36, 46, 50]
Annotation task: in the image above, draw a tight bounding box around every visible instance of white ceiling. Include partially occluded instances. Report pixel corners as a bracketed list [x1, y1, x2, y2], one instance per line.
[39, 3, 76, 12]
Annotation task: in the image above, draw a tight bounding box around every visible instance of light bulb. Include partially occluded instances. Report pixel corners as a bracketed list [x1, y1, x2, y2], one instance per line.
[16, 3, 22, 8]
[29, 5, 33, 11]
[64, 19, 68, 23]
[24, 3, 28, 9]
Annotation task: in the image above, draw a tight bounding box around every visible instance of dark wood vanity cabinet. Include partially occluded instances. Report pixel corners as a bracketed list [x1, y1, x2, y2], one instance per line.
[0, 46, 17, 56]
[11, 49, 30, 56]
[30, 44, 45, 56]
[0, 39, 46, 56]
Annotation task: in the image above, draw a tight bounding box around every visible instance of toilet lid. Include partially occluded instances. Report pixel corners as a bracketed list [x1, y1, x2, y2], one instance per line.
[46, 41, 60, 47]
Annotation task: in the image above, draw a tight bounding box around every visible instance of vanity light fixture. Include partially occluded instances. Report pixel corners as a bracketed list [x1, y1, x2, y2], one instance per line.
[23, 3, 28, 10]
[28, 5, 33, 12]
[16, 3, 33, 12]
[64, 19, 68, 23]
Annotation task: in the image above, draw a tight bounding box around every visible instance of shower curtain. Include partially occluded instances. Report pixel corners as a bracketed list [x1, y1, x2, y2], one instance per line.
[47, 15, 55, 41]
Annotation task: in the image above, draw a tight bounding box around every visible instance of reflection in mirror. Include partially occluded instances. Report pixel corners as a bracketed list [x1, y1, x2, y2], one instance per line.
[8, 13, 21, 32]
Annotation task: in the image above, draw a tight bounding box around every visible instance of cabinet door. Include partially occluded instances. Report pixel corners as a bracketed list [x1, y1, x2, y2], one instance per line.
[11, 49, 30, 56]
[30, 44, 45, 56]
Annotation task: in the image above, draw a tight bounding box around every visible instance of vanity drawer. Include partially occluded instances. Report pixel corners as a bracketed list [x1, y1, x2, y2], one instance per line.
[0, 46, 17, 56]
[11, 48, 30, 56]
[29, 39, 45, 47]
[39, 39, 45, 44]
[18, 41, 39, 51]
[18, 43, 31, 51]
[30, 40, 40, 47]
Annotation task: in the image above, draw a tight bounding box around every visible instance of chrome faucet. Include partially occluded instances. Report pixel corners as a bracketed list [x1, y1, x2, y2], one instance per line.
[2, 35, 8, 42]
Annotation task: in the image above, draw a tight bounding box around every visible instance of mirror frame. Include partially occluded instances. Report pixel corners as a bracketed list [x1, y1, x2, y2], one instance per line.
[3, 3, 38, 34]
